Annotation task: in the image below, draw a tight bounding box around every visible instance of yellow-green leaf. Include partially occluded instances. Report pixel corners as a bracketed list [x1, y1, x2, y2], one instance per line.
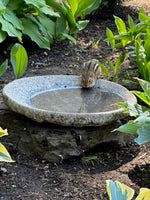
[10, 43, 28, 79]
[136, 188, 150, 200]
[0, 127, 8, 137]
[0, 143, 14, 162]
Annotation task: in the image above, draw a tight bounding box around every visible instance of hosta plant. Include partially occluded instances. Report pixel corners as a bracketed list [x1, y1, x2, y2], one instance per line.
[0, 127, 14, 162]
[0, 43, 28, 79]
[10, 43, 28, 79]
[115, 78, 150, 144]
[0, 0, 101, 49]
[107, 180, 150, 200]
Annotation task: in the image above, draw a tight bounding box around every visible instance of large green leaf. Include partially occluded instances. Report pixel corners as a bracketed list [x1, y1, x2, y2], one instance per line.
[67, 0, 78, 16]
[37, 14, 55, 40]
[21, 17, 50, 49]
[55, 14, 66, 36]
[136, 124, 150, 144]
[0, 59, 8, 76]
[10, 43, 28, 79]
[40, 6, 59, 17]
[84, 0, 101, 16]
[24, 0, 46, 8]
[0, 16, 22, 41]
[114, 121, 143, 135]
[74, 0, 100, 18]
[3, 8, 23, 30]
[114, 16, 127, 34]
[29, 14, 53, 43]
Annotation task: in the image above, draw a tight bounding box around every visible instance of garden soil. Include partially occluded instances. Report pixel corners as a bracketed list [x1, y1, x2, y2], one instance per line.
[0, 1, 150, 199]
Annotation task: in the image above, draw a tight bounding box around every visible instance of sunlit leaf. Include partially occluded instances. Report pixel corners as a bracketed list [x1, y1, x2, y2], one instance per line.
[0, 143, 14, 162]
[10, 43, 28, 79]
[0, 127, 8, 137]
[136, 188, 150, 200]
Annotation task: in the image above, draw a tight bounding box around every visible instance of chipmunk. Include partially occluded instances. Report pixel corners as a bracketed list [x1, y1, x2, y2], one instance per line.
[81, 61, 101, 88]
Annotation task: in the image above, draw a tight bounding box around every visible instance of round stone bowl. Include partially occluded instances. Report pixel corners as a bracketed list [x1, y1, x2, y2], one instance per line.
[2, 75, 137, 127]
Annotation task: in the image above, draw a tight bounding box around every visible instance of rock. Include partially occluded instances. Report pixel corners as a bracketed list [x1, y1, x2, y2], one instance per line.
[0, 93, 130, 163]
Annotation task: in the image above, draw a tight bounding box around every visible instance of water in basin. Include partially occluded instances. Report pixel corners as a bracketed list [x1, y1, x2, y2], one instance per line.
[31, 88, 124, 113]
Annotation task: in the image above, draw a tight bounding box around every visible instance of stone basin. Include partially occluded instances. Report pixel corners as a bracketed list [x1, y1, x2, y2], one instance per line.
[2, 75, 137, 127]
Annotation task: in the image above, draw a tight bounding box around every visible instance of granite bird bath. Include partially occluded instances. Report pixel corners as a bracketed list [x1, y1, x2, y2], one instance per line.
[2, 75, 137, 127]
[2, 75, 137, 162]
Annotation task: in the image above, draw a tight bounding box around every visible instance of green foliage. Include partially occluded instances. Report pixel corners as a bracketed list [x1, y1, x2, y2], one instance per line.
[105, 9, 150, 50]
[10, 43, 28, 79]
[106, 180, 150, 200]
[93, 52, 126, 81]
[0, 127, 14, 162]
[105, 8, 150, 81]
[0, 0, 101, 49]
[82, 155, 98, 161]
[0, 59, 8, 76]
[115, 78, 150, 144]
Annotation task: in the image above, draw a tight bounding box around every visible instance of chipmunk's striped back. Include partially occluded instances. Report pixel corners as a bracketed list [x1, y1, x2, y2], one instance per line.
[82, 61, 99, 74]
[81, 61, 101, 88]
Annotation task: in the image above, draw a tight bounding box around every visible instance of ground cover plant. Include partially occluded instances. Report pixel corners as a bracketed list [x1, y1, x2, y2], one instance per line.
[0, 0, 150, 199]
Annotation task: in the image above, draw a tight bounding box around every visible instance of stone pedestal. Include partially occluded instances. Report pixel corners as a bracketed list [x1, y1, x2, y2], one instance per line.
[0, 94, 129, 163]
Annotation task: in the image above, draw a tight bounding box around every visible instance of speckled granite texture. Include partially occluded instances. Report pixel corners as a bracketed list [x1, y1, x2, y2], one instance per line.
[2, 75, 137, 127]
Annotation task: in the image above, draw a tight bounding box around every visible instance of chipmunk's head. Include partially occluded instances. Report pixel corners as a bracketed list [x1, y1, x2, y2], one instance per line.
[81, 74, 96, 88]
[81, 61, 97, 88]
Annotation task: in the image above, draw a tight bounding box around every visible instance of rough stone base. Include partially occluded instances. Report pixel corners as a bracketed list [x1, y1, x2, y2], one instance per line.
[0, 95, 130, 163]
